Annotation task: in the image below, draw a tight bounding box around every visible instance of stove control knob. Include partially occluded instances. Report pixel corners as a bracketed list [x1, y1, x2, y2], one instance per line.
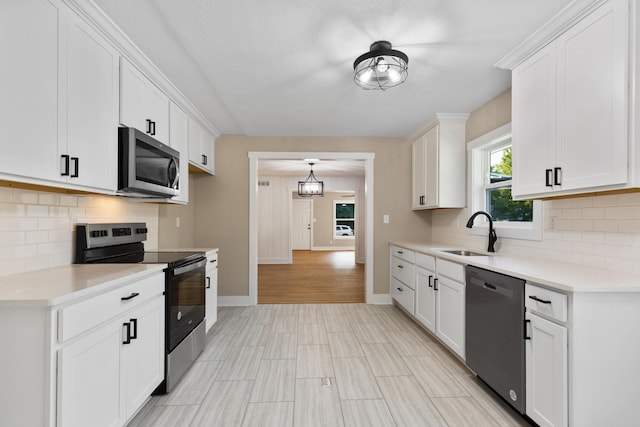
[90, 230, 100, 238]
[177, 311, 182, 321]
[101, 230, 108, 237]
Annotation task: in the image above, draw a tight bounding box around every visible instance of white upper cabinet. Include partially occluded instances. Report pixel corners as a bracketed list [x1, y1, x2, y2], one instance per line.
[188, 118, 216, 175]
[169, 102, 190, 204]
[503, 0, 630, 199]
[120, 58, 170, 145]
[64, 10, 119, 192]
[410, 114, 468, 209]
[0, 0, 118, 192]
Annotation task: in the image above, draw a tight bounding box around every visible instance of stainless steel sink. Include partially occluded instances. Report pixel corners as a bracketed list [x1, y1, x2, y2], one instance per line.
[440, 249, 489, 257]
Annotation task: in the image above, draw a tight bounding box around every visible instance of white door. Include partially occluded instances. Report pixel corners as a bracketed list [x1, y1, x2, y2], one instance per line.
[292, 200, 312, 250]
[414, 266, 436, 333]
[435, 275, 465, 359]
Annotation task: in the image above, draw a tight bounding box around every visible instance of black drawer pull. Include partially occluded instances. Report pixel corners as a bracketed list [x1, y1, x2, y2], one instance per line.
[397, 250, 403, 254]
[397, 265, 404, 269]
[121, 292, 140, 301]
[529, 295, 551, 304]
[545, 169, 553, 187]
[70, 157, 79, 178]
[130, 318, 138, 340]
[554, 167, 562, 186]
[202, 154, 208, 165]
[206, 276, 211, 289]
[61, 155, 70, 176]
[428, 275, 433, 288]
[397, 287, 403, 292]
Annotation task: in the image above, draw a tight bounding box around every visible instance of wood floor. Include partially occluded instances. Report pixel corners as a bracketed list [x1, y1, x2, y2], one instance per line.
[258, 251, 365, 304]
[129, 304, 531, 427]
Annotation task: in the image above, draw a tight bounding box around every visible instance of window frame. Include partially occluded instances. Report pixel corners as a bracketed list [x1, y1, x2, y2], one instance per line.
[468, 123, 542, 241]
[333, 200, 355, 240]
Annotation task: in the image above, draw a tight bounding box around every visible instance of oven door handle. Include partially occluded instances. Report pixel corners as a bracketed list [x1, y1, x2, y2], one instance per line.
[172, 258, 207, 276]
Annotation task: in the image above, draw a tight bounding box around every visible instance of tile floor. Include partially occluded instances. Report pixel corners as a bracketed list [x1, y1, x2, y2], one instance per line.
[129, 304, 532, 427]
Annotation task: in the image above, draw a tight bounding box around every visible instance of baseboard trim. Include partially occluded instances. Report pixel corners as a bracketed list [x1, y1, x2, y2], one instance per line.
[311, 246, 355, 251]
[367, 293, 392, 305]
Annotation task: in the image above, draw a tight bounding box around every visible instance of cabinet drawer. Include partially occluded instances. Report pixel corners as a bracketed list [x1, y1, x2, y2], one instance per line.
[391, 257, 415, 289]
[415, 252, 435, 270]
[436, 259, 464, 282]
[525, 283, 567, 323]
[58, 273, 164, 343]
[391, 277, 415, 315]
[390, 245, 415, 263]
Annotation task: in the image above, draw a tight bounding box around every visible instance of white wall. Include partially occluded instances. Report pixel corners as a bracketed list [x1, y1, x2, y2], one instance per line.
[257, 176, 365, 264]
[432, 187, 640, 274]
[0, 186, 159, 277]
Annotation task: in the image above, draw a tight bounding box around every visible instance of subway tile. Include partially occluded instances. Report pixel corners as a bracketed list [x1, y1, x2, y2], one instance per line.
[0, 188, 11, 202]
[58, 194, 78, 206]
[13, 191, 38, 204]
[593, 219, 618, 232]
[0, 203, 25, 217]
[38, 193, 58, 205]
[605, 206, 634, 220]
[618, 220, 640, 234]
[592, 194, 618, 207]
[26, 230, 49, 244]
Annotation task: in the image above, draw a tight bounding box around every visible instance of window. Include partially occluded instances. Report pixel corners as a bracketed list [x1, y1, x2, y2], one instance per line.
[334, 200, 355, 239]
[468, 124, 541, 240]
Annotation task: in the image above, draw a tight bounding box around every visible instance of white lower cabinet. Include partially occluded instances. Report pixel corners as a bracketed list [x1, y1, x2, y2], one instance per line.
[434, 273, 465, 359]
[526, 312, 568, 427]
[0, 270, 165, 427]
[205, 249, 219, 333]
[525, 283, 568, 427]
[391, 246, 465, 359]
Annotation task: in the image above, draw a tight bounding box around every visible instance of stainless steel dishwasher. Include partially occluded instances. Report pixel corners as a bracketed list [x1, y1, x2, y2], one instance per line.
[465, 265, 527, 414]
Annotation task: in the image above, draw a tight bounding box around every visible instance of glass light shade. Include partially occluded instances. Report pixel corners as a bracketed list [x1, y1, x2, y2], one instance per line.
[354, 41, 408, 90]
[298, 164, 324, 197]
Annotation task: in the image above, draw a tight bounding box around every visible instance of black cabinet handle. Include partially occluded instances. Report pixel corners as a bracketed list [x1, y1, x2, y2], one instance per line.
[524, 319, 531, 340]
[397, 265, 404, 269]
[130, 318, 137, 340]
[419, 195, 425, 205]
[121, 292, 140, 301]
[123, 322, 131, 344]
[61, 155, 70, 176]
[206, 276, 211, 289]
[397, 287, 403, 292]
[554, 167, 562, 186]
[151, 121, 156, 136]
[70, 157, 79, 178]
[545, 169, 553, 187]
[397, 250, 403, 255]
[428, 275, 433, 288]
[146, 119, 152, 134]
[529, 295, 552, 304]
[202, 154, 208, 165]
[433, 278, 439, 291]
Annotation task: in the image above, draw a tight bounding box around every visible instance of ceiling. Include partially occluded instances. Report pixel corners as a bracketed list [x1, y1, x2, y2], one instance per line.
[94, 0, 572, 139]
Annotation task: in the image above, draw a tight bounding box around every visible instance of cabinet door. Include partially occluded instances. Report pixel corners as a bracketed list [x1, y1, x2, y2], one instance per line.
[412, 136, 426, 209]
[188, 119, 215, 174]
[526, 312, 568, 427]
[424, 127, 439, 208]
[555, 0, 628, 191]
[435, 275, 465, 359]
[120, 58, 147, 131]
[512, 44, 557, 199]
[65, 12, 119, 191]
[205, 262, 218, 332]
[0, 0, 61, 181]
[122, 296, 164, 419]
[169, 102, 189, 203]
[145, 82, 170, 145]
[58, 320, 124, 427]
[414, 266, 436, 333]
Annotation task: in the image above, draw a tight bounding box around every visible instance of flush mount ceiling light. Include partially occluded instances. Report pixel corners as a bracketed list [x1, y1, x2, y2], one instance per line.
[353, 40, 409, 90]
[298, 163, 324, 197]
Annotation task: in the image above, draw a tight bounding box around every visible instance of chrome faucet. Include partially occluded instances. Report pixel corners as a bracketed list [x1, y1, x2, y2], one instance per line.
[466, 211, 497, 252]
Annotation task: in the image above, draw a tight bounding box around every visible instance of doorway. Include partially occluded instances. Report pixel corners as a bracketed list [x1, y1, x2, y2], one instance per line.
[248, 152, 377, 305]
[291, 199, 312, 250]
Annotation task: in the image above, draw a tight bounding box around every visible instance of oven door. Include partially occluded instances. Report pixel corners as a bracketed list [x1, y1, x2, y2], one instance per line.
[166, 257, 206, 352]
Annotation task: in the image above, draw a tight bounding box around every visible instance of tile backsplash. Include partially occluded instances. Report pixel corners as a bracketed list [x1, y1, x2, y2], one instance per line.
[0, 186, 159, 277]
[432, 192, 640, 275]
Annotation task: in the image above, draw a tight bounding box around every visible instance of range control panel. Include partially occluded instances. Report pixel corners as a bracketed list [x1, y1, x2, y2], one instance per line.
[77, 222, 148, 249]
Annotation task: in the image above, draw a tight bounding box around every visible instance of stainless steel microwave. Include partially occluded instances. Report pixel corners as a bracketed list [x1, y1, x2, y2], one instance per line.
[118, 127, 180, 198]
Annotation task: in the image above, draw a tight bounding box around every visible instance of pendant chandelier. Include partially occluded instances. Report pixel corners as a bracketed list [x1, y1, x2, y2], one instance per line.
[298, 163, 324, 197]
[353, 41, 408, 90]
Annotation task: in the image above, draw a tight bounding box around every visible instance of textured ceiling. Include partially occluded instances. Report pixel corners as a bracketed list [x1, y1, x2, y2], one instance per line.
[95, 0, 572, 138]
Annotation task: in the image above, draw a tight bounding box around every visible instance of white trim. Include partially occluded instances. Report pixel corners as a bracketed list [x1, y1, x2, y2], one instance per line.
[218, 296, 254, 306]
[367, 293, 393, 305]
[249, 152, 376, 305]
[467, 123, 543, 241]
[258, 258, 291, 264]
[495, 0, 607, 69]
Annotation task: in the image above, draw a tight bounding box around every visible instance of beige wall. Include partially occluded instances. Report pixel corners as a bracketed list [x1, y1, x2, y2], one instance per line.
[310, 191, 356, 249]
[177, 135, 432, 297]
[158, 174, 196, 249]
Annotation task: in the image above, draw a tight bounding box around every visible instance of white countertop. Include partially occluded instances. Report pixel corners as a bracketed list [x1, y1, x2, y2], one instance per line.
[0, 264, 167, 307]
[391, 241, 640, 293]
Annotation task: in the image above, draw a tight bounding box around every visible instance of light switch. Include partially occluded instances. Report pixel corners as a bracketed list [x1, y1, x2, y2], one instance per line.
[383, 214, 389, 224]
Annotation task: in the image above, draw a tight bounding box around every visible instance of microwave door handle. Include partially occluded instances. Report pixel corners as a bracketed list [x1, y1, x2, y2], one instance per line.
[167, 157, 179, 189]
